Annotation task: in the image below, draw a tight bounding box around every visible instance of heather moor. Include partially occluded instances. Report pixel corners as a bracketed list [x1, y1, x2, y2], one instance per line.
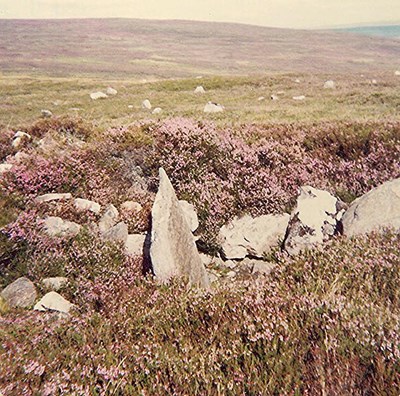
[0, 17, 399, 395]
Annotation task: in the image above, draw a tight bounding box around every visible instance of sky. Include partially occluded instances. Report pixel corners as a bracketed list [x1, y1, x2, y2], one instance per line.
[0, 0, 399, 29]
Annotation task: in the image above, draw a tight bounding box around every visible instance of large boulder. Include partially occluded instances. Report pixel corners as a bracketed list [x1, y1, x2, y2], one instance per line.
[43, 216, 81, 238]
[150, 168, 209, 287]
[1, 277, 37, 308]
[34, 292, 73, 314]
[219, 214, 290, 259]
[283, 186, 344, 255]
[341, 178, 400, 237]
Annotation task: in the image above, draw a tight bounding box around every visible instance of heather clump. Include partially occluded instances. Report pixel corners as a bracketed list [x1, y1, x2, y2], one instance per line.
[1, 232, 399, 395]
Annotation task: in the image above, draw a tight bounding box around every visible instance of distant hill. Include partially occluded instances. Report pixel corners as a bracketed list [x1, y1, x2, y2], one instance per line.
[0, 18, 399, 78]
[337, 25, 400, 39]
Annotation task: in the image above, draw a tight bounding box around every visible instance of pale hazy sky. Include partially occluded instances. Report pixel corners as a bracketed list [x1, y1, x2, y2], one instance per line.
[0, 0, 399, 29]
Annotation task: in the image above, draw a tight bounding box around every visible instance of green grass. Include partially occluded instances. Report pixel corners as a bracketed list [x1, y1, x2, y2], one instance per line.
[1, 72, 399, 131]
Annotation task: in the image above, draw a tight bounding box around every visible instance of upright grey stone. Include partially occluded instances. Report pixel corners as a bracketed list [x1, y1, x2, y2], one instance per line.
[150, 168, 209, 287]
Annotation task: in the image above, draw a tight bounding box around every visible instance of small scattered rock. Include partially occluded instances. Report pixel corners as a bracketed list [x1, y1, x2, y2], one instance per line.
[257, 96, 265, 101]
[42, 277, 68, 291]
[125, 234, 146, 256]
[395, 71, 400, 76]
[341, 178, 400, 237]
[43, 216, 81, 238]
[106, 87, 118, 95]
[121, 201, 143, 213]
[34, 292, 73, 314]
[293, 95, 306, 101]
[324, 80, 335, 89]
[150, 168, 209, 287]
[142, 99, 152, 110]
[128, 105, 134, 109]
[74, 198, 101, 214]
[0, 164, 13, 174]
[152, 107, 162, 115]
[12, 131, 31, 148]
[1, 277, 37, 308]
[204, 102, 224, 113]
[295, 78, 301, 83]
[270, 94, 279, 101]
[371, 79, 378, 85]
[99, 204, 119, 233]
[194, 86, 206, 94]
[35, 193, 72, 203]
[90, 92, 108, 100]
[102, 222, 128, 243]
[41, 109, 53, 118]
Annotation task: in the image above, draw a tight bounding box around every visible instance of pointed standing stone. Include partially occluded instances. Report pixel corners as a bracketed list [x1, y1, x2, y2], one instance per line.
[150, 168, 209, 287]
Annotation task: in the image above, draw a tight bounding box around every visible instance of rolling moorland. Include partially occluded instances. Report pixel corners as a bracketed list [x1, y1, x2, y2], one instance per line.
[0, 19, 400, 395]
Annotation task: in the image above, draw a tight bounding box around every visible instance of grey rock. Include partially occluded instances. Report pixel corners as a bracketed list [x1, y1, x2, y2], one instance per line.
[194, 86, 206, 94]
[102, 222, 128, 243]
[1, 277, 37, 308]
[152, 107, 162, 115]
[41, 109, 53, 118]
[90, 91, 108, 100]
[150, 168, 209, 287]
[74, 198, 101, 214]
[121, 201, 143, 213]
[178, 200, 199, 232]
[0, 164, 13, 174]
[204, 102, 224, 113]
[142, 99, 152, 110]
[284, 186, 342, 255]
[219, 214, 290, 259]
[35, 193, 72, 203]
[106, 87, 117, 95]
[42, 277, 68, 291]
[342, 178, 400, 237]
[43, 217, 81, 238]
[251, 261, 277, 276]
[12, 131, 31, 148]
[125, 234, 146, 256]
[34, 292, 73, 314]
[323, 80, 335, 89]
[99, 204, 119, 233]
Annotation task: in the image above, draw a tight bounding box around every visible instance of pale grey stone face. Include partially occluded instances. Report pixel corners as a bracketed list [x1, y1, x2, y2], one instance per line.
[342, 178, 400, 237]
[34, 292, 74, 314]
[1, 277, 37, 308]
[150, 168, 209, 288]
[219, 214, 290, 260]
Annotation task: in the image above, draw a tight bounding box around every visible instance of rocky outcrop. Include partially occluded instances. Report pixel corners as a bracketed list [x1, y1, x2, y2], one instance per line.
[1, 277, 37, 308]
[34, 292, 73, 314]
[219, 214, 290, 259]
[283, 186, 344, 255]
[150, 168, 209, 287]
[341, 178, 400, 237]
